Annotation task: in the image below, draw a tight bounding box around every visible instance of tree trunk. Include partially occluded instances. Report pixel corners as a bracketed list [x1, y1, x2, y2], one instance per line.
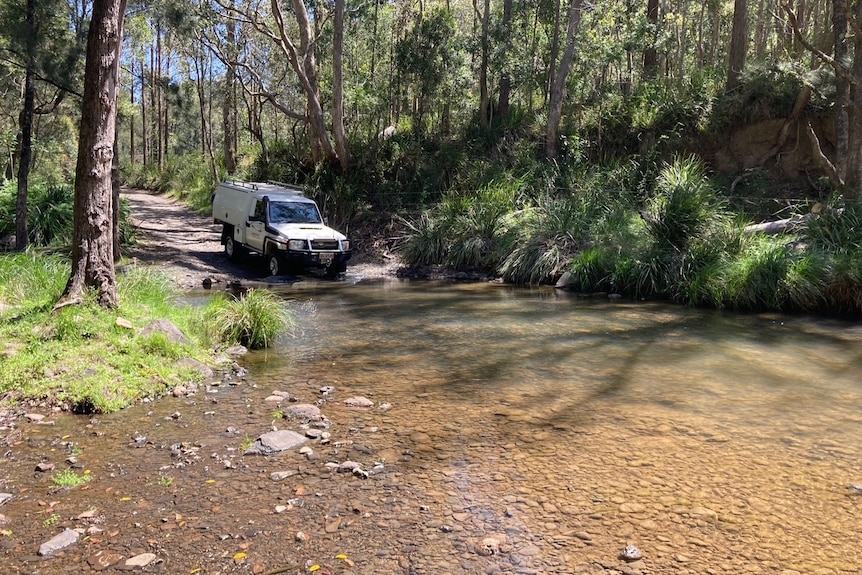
[57, 0, 126, 310]
[843, 0, 862, 199]
[475, 0, 491, 130]
[223, 2, 237, 174]
[496, 0, 513, 119]
[140, 59, 148, 165]
[833, 0, 849, 180]
[726, 0, 748, 91]
[15, 0, 36, 251]
[546, 0, 584, 158]
[643, 0, 659, 79]
[547, 0, 561, 102]
[276, 0, 337, 164]
[129, 78, 135, 164]
[332, 0, 349, 170]
[112, 122, 121, 261]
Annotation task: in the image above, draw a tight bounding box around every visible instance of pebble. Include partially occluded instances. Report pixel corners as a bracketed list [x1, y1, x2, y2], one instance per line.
[270, 471, 297, 481]
[621, 545, 643, 561]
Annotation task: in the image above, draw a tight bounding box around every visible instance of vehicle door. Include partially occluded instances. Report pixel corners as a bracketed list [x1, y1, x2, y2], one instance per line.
[245, 199, 267, 252]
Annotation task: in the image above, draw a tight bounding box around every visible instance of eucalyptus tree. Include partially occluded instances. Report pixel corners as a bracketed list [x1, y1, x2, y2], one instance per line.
[201, 0, 350, 170]
[546, 0, 584, 158]
[57, 0, 126, 309]
[0, 0, 80, 250]
[782, 0, 862, 200]
[726, 0, 748, 90]
[395, 7, 461, 136]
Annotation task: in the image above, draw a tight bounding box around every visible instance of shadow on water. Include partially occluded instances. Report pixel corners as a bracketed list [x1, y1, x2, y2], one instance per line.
[247, 279, 862, 434]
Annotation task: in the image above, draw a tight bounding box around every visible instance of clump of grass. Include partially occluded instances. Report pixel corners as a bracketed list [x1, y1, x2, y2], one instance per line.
[239, 434, 255, 452]
[51, 469, 91, 488]
[203, 289, 294, 349]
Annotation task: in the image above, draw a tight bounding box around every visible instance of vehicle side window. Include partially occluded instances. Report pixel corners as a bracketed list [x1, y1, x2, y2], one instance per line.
[253, 200, 266, 221]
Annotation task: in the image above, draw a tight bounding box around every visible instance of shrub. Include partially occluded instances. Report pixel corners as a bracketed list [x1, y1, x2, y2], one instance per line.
[203, 289, 294, 349]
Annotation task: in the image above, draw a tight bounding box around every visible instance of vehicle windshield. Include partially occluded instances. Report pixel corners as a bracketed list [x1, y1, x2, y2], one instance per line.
[269, 201, 322, 224]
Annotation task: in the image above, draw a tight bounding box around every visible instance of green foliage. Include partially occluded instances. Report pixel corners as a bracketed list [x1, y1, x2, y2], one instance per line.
[51, 469, 91, 488]
[0, 255, 213, 412]
[203, 289, 294, 349]
[402, 180, 523, 272]
[709, 63, 815, 132]
[0, 181, 74, 247]
[642, 156, 727, 251]
[0, 251, 68, 306]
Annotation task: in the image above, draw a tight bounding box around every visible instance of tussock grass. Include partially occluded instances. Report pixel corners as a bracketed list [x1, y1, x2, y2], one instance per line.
[202, 288, 295, 349]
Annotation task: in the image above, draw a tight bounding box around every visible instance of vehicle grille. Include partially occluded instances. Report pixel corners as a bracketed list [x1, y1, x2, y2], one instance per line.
[311, 239, 339, 250]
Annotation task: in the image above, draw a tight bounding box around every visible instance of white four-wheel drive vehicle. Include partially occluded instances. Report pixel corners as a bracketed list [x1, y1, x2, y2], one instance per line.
[212, 180, 352, 276]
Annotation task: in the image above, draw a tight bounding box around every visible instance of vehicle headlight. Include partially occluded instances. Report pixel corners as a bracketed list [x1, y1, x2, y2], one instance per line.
[341, 240, 351, 251]
[288, 239, 307, 251]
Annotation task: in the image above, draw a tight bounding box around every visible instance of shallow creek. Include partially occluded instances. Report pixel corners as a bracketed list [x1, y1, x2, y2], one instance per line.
[3, 279, 862, 575]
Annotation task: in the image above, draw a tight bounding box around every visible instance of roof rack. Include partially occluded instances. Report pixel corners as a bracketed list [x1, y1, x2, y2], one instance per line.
[226, 180, 258, 191]
[267, 180, 306, 194]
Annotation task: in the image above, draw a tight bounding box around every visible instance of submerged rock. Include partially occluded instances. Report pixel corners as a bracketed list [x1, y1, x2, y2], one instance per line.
[344, 396, 374, 408]
[244, 430, 309, 455]
[281, 404, 325, 421]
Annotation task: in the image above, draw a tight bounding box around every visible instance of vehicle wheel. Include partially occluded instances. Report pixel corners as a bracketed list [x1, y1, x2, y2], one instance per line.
[326, 261, 347, 277]
[268, 254, 282, 276]
[224, 235, 244, 261]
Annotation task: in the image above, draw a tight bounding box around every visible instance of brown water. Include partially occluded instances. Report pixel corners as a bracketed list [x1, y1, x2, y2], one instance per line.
[4, 279, 862, 575]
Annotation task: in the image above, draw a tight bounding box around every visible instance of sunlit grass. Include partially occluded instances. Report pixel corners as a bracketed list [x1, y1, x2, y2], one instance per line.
[0, 254, 214, 412]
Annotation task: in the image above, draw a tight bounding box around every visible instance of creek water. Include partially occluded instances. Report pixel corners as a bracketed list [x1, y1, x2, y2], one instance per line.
[4, 279, 862, 575]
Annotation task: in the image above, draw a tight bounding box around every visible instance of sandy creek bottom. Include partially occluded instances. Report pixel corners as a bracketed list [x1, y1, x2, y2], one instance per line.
[3, 279, 862, 575]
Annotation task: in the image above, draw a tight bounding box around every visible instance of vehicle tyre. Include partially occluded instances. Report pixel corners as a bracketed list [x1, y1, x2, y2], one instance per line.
[224, 233, 244, 261]
[268, 254, 283, 276]
[326, 261, 347, 277]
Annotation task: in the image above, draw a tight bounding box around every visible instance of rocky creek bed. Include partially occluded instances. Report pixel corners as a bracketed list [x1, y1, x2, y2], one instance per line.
[3, 351, 862, 575]
[1, 190, 861, 575]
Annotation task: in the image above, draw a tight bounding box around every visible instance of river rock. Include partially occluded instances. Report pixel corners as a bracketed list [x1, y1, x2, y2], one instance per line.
[281, 404, 324, 421]
[223, 345, 248, 357]
[38, 528, 80, 556]
[345, 396, 374, 408]
[87, 550, 123, 571]
[621, 544, 643, 561]
[244, 430, 309, 455]
[125, 552, 158, 567]
[139, 319, 191, 345]
[175, 357, 214, 379]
